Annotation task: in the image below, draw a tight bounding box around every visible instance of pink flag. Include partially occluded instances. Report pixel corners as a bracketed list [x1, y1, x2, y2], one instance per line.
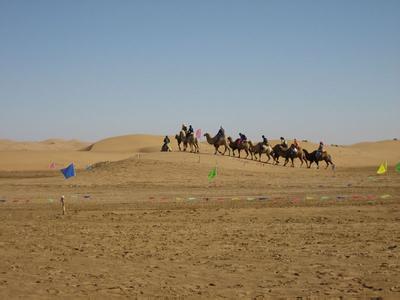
[195, 129, 202, 139]
[49, 162, 56, 169]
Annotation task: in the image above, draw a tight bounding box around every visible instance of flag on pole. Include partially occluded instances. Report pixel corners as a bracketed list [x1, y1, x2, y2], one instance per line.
[377, 161, 387, 175]
[395, 162, 400, 174]
[195, 129, 202, 139]
[61, 163, 76, 179]
[208, 166, 217, 181]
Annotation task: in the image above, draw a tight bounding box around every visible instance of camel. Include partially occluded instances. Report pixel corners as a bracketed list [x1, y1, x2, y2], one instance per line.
[175, 130, 187, 151]
[184, 133, 200, 153]
[272, 144, 306, 167]
[204, 133, 230, 156]
[248, 141, 273, 162]
[303, 149, 335, 169]
[227, 137, 250, 158]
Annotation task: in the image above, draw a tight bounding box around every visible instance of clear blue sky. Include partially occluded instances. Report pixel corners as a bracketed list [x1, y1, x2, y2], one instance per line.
[0, 0, 399, 144]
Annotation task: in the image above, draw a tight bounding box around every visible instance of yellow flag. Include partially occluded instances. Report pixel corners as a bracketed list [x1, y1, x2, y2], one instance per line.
[377, 161, 387, 175]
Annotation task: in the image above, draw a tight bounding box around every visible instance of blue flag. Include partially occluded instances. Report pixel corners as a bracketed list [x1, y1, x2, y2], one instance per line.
[61, 163, 75, 179]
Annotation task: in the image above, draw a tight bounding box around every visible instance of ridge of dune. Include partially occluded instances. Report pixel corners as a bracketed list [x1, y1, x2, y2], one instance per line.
[0, 138, 90, 151]
[88, 134, 166, 153]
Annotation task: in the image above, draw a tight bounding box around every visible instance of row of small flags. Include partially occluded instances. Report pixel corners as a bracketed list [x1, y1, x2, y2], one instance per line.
[1, 193, 393, 204]
[377, 161, 400, 174]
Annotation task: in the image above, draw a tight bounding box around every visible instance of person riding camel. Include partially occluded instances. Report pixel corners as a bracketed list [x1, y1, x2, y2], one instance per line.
[290, 139, 300, 155]
[181, 124, 188, 133]
[292, 138, 300, 154]
[187, 125, 194, 136]
[316, 141, 324, 159]
[216, 126, 225, 139]
[262, 135, 269, 145]
[280, 137, 288, 149]
[239, 133, 247, 145]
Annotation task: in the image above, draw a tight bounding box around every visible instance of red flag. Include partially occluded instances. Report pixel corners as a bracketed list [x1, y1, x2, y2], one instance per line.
[195, 129, 202, 139]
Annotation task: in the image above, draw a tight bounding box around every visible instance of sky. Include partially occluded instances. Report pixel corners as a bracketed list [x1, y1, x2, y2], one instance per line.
[0, 0, 399, 144]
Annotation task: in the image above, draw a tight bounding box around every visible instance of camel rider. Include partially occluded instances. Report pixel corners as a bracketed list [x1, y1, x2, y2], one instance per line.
[316, 141, 324, 159]
[292, 138, 300, 153]
[239, 133, 247, 145]
[280, 137, 288, 148]
[262, 135, 269, 145]
[187, 125, 194, 136]
[163, 135, 170, 144]
[217, 126, 225, 139]
[181, 124, 188, 132]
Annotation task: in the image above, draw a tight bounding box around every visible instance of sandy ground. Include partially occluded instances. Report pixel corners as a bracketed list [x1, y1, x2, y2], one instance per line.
[0, 135, 399, 298]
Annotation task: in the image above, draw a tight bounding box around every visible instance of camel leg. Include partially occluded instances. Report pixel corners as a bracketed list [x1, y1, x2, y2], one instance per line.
[245, 150, 249, 159]
[325, 160, 329, 169]
[214, 146, 218, 155]
[224, 145, 229, 156]
[291, 158, 295, 167]
[283, 158, 288, 166]
[316, 161, 320, 169]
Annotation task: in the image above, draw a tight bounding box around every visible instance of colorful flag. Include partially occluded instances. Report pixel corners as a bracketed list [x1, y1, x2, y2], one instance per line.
[377, 161, 387, 175]
[61, 163, 76, 179]
[49, 162, 56, 169]
[195, 129, 202, 139]
[396, 162, 400, 174]
[208, 166, 217, 181]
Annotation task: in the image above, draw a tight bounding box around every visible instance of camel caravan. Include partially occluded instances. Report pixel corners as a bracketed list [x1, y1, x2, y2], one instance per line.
[162, 124, 335, 169]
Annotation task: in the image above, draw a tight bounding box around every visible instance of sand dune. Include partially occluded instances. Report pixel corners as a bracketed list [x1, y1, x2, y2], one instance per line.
[0, 138, 89, 151]
[1, 135, 399, 171]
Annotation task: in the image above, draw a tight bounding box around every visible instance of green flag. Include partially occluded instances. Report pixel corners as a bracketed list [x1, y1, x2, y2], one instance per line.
[396, 162, 400, 174]
[208, 166, 217, 181]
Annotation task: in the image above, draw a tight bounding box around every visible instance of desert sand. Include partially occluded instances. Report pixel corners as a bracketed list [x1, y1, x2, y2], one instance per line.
[0, 134, 399, 298]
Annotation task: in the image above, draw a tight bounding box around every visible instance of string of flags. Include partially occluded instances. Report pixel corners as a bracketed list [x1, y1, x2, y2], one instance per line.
[0, 192, 396, 205]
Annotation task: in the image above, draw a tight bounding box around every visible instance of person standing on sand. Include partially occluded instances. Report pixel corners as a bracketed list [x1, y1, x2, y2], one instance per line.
[60, 195, 66, 215]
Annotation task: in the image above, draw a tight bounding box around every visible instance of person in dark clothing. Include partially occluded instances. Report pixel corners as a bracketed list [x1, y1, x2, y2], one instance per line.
[217, 126, 225, 139]
[239, 133, 247, 144]
[280, 137, 288, 148]
[164, 135, 170, 144]
[187, 125, 194, 136]
[262, 135, 268, 145]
